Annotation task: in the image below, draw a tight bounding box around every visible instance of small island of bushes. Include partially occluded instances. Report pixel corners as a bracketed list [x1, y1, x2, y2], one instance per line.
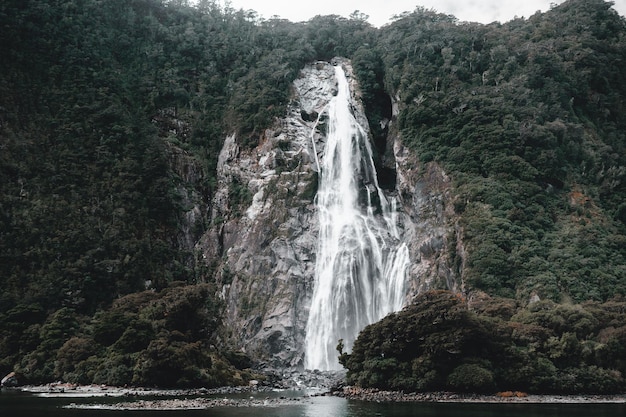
[338, 290, 626, 394]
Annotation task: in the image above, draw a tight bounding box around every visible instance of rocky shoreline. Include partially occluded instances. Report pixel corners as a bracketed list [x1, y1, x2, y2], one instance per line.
[6, 368, 343, 397]
[65, 395, 317, 410]
[15, 382, 275, 398]
[6, 378, 626, 410]
[332, 386, 626, 404]
[61, 386, 626, 410]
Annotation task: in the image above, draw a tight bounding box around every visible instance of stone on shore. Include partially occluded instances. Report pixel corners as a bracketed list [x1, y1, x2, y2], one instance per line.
[1, 372, 18, 387]
[332, 386, 626, 404]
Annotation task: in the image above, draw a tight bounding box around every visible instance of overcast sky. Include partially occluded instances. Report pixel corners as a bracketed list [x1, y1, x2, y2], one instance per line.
[221, 0, 626, 27]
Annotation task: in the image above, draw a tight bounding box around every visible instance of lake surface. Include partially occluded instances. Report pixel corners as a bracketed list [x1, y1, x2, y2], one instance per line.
[1, 389, 625, 417]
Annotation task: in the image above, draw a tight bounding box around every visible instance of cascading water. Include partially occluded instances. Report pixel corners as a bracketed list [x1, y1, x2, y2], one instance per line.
[304, 64, 409, 371]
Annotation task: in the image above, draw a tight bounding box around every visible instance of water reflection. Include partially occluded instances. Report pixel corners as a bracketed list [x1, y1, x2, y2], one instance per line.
[303, 396, 348, 417]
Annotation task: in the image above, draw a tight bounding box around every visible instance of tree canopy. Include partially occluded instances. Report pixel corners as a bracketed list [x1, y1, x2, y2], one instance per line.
[340, 290, 626, 394]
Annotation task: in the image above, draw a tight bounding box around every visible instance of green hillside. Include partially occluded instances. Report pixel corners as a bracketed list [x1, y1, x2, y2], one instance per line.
[378, 1, 626, 302]
[1, 0, 625, 391]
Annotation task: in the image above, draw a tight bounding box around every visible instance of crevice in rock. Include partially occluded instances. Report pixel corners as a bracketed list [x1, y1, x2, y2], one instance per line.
[371, 93, 396, 191]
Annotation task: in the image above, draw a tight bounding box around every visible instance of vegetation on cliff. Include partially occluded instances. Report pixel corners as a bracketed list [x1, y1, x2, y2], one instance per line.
[340, 0, 626, 393]
[1, 0, 625, 390]
[375, 0, 626, 302]
[340, 290, 626, 394]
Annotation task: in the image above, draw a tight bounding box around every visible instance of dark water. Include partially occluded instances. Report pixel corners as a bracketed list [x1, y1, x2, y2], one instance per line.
[1, 389, 624, 417]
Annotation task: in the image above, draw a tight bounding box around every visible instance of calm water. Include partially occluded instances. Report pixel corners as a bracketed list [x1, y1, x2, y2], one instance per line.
[1, 389, 624, 417]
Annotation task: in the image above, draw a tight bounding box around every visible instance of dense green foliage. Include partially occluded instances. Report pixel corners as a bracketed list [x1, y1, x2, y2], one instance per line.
[18, 283, 258, 387]
[0, 0, 381, 386]
[1, 0, 626, 390]
[372, 0, 626, 301]
[340, 290, 626, 394]
[341, 1, 626, 392]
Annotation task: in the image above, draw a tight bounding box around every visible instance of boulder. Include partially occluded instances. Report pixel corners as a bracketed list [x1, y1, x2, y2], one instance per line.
[1, 371, 18, 387]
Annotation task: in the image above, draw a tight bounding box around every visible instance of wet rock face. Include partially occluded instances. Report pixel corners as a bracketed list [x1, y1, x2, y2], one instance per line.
[199, 62, 340, 368]
[393, 140, 460, 297]
[198, 59, 460, 369]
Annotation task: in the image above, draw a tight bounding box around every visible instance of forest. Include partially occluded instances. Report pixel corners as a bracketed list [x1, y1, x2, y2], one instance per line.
[1, 0, 625, 392]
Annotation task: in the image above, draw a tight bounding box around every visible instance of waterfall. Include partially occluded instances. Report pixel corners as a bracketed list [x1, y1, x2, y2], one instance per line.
[304, 64, 409, 371]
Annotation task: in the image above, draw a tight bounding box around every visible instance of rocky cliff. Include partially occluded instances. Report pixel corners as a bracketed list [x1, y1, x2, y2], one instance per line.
[198, 59, 461, 368]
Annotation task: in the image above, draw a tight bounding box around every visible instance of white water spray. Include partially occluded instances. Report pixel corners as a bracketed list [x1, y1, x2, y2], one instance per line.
[304, 64, 409, 371]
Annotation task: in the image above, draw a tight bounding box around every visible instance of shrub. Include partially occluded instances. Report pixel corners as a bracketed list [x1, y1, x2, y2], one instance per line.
[92, 311, 133, 346]
[55, 337, 97, 376]
[111, 319, 154, 353]
[342, 291, 626, 394]
[447, 363, 495, 393]
[92, 354, 133, 386]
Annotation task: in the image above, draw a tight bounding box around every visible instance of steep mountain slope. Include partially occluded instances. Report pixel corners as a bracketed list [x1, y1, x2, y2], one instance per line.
[0, 0, 625, 389]
[375, 0, 626, 302]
